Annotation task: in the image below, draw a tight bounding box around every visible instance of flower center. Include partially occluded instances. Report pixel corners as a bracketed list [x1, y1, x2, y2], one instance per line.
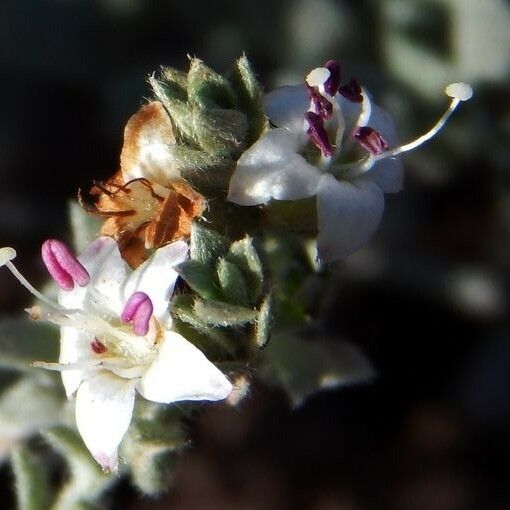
[302, 61, 473, 177]
[304, 60, 364, 162]
[0, 241, 159, 378]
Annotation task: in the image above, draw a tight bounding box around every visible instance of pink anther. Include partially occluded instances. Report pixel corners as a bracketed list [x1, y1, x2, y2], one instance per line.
[305, 111, 333, 157]
[323, 60, 341, 96]
[338, 78, 363, 103]
[354, 126, 389, 155]
[120, 292, 153, 336]
[307, 85, 333, 120]
[41, 239, 90, 291]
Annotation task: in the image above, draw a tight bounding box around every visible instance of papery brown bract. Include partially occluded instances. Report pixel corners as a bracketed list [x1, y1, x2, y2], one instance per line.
[83, 173, 205, 267]
[81, 100, 206, 267]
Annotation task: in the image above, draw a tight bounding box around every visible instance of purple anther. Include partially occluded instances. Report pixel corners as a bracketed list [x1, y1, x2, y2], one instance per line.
[338, 78, 363, 103]
[307, 85, 333, 120]
[354, 126, 389, 155]
[305, 111, 333, 157]
[90, 338, 107, 354]
[41, 239, 90, 291]
[120, 291, 153, 336]
[323, 60, 341, 96]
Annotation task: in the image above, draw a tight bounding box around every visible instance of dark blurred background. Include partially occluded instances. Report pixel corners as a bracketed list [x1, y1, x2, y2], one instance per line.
[0, 0, 509, 508]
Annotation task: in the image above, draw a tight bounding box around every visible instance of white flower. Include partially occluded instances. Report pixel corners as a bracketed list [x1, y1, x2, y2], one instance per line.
[2, 239, 232, 471]
[228, 61, 472, 262]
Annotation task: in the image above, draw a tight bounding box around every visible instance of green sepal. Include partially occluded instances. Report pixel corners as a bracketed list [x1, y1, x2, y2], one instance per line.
[168, 145, 223, 178]
[192, 106, 248, 157]
[160, 66, 189, 92]
[226, 236, 264, 304]
[149, 75, 187, 107]
[160, 96, 195, 143]
[217, 258, 249, 306]
[172, 317, 238, 357]
[170, 295, 238, 355]
[11, 446, 52, 510]
[190, 224, 229, 265]
[229, 54, 268, 143]
[187, 58, 237, 110]
[193, 298, 257, 327]
[254, 293, 273, 349]
[176, 260, 221, 300]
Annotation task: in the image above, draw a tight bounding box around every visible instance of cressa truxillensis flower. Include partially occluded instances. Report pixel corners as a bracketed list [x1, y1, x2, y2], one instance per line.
[0, 239, 232, 471]
[228, 60, 473, 262]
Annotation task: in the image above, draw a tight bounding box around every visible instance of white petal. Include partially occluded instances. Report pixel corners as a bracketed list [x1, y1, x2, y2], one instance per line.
[367, 102, 399, 149]
[122, 241, 188, 323]
[138, 331, 232, 403]
[75, 372, 135, 471]
[120, 102, 180, 186]
[364, 102, 404, 193]
[366, 157, 404, 194]
[59, 327, 91, 398]
[59, 237, 127, 317]
[317, 174, 385, 262]
[264, 85, 309, 133]
[336, 95, 363, 139]
[228, 129, 321, 205]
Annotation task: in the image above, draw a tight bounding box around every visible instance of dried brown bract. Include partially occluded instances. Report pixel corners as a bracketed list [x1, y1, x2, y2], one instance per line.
[82, 172, 205, 267]
[81, 100, 206, 267]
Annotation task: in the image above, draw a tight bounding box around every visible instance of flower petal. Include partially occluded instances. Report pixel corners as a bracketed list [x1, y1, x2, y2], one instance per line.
[59, 237, 127, 317]
[75, 371, 135, 471]
[138, 331, 232, 403]
[59, 327, 91, 398]
[264, 85, 309, 133]
[366, 157, 404, 194]
[122, 241, 188, 323]
[228, 128, 321, 205]
[336, 95, 363, 138]
[363, 103, 404, 193]
[317, 174, 385, 262]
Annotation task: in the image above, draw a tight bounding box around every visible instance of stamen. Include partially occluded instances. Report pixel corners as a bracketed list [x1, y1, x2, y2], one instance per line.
[333, 82, 474, 176]
[369, 83, 473, 163]
[0, 247, 17, 267]
[120, 292, 153, 336]
[41, 239, 90, 291]
[307, 85, 333, 120]
[305, 111, 333, 158]
[338, 78, 363, 103]
[353, 126, 389, 155]
[445, 82, 473, 102]
[32, 359, 102, 372]
[323, 60, 341, 96]
[1, 255, 61, 310]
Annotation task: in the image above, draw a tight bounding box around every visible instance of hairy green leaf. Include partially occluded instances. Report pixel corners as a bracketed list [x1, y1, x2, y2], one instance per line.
[217, 258, 249, 306]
